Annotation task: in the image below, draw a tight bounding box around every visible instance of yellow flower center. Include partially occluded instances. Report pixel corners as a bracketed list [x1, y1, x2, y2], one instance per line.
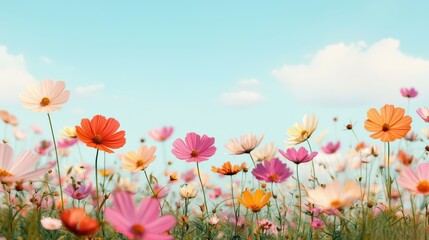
[92, 135, 103, 144]
[300, 130, 308, 138]
[191, 150, 199, 157]
[269, 174, 279, 182]
[131, 223, 145, 235]
[135, 160, 144, 168]
[382, 123, 390, 132]
[417, 180, 429, 194]
[0, 168, 13, 177]
[40, 97, 51, 107]
[330, 199, 341, 208]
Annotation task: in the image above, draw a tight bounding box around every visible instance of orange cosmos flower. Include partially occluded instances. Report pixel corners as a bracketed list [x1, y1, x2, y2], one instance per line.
[237, 189, 271, 212]
[364, 104, 412, 142]
[76, 115, 126, 153]
[60, 208, 100, 237]
[211, 161, 246, 176]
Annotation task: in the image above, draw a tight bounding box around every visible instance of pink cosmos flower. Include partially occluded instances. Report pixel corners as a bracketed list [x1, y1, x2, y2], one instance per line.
[20, 80, 70, 113]
[41, 217, 62, 230]
[105, 190, 176, 240]
[0, 144, 55, 182]
[398, 162, 429, 195]
[311, 218, 324, 230]
[57, 138, 79, 148]
[400, 87, 418, 98]
[181, 169, 196, 182]
[172, 132, 216, 163]
[13, 128, 27, 141]
[279, 147, 318, 164]
[417, 107, 429, 123]
[64, 183, 93, 200]
[251, 157, 293, 183]
[34, 140, 52, 155]
[148, 126, 174, 142]
[31, 124, 43, 134]
[152, 184, 170, 199]
[321, 141, 341, 154]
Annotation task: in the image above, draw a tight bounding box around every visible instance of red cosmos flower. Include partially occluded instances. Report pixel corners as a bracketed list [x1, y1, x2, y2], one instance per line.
[60, 208, 99, 237]
[76, 115, 126, 153]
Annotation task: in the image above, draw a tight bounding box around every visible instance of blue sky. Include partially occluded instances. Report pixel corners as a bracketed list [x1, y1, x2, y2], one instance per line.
[1, 1, 429, 177]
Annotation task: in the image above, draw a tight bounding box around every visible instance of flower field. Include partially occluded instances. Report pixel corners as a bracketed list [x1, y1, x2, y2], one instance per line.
[1, 80, 429, 240]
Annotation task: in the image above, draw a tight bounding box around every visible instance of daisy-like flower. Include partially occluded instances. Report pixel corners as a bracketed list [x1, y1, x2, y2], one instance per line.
[76, 115, 126, 153]
[41, 217, 62, 230]
[225, 133, 264, 155]
[321, 141, 341, 154]
[306, 180, 360, 210]
[172, 132, 216, 163]
[105, 190, 176, 240]
[152, 184, 170, 199]
[64, 183, 93, 200]
[0, 144, 55, 182]
[252, 158, 293, 183]
[212, 161, 246, 176]
[400, 87, 418, 98]
[237, 189, 271, 212]
[121, 145, 157, 172]
[286, 113, 318, 146]
[148, 126, 174, 142]
[417, 107, 429, 123]
[0, 110, 18, 126]
[60, 208, 99, 237]
[279, 147, 318, 165]
[19, 80, 70, 113]
[61, 126, 77, 139]
[398, 162, 429, 195]
[57, 138, 78, 148]
[179, 184, 198, 199]
[251, 142, 277, 162]
[364, 104, 412, 142]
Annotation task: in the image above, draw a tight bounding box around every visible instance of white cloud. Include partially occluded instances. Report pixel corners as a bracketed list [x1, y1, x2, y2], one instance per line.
[218, 90, 265, 108]
[0, 45, 35, 102]
[272, 38, 429, 105]
[76, 84, 104, 97]
[237, 79, 261, 88]
[40, 56, 53, 64]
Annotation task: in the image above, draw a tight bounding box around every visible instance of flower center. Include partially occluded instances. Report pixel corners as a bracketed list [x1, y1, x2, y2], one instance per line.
[135, 160, 144, 168]
[0, 168, 13, 177]
[382, 123, 389, 132]
[250, 204, 261, 212]
[40, 97, 51, 107]
[91, 135, 103, 144]
[269, 174, 279, 182]
[330, 199, 341, 208]
[131, 223, 145, 235]
[191, 150, 199, 157]
[300, 130, 308, 138]
[417, 180, 429, 194]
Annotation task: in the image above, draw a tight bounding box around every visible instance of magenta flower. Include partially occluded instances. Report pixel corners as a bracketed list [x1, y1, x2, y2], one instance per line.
[321, 141, 341, 154]
[148, 126, 174, 142]
[251, 157, 293, 183]
[105, 190, 176, 240]
[279, 147, 318, 164]
[400, 87, 418, 98]
[57, 138, 79, 148]
[172, 132, 216, 163]
[64, 183, 93, 200]
[34, 140, 52, 155]
[417, 107, 429, 123]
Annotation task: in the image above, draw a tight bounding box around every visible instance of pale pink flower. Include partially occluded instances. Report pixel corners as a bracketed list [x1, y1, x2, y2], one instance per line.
[306, 180, 360, 210]
[20, 80, 70, 113]
[181, 169, 196, 182]
[34, 140, 52, 155]
[105, 190, 176, 240]
[172, 132, 216, 163]
[417, 107, 429, 123]
[321, 141, 341, 154]
[225, 133, 264, 155]
[398, 162, 429, 195]
[251, 142, 277, 162]
[208, 215, 219, 225]
[0, 144, 55, 182]
[400, 87, 418, 98]
[41, 217, 62, 230]
[148, 126, 174, 142]
[64, 183, 93, 200]
[31, 124, 43, 134]
[13, 128, 26, 141]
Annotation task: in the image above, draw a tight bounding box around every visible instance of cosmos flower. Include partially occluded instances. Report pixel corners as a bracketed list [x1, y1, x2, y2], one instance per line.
[400, 87, 418, 98]
[225, 133, 264, 155]
[364, 104, 412, 142]
[105, 190, 176, 240]
[116, 178, 139, 193]
[181, 169, 196, 182]
[251, 142, 277, 162]
[416, 107, 429, 123]
[13, 128, 26, 141]
[121, 145, 157, 172]
[237, 189, 271, 212]
[179, 184, 198, 199]
[40, 217, 62, 230]
[76, 115, 126, 153]
[279, 147, 318, 165]
[60, 208, 99, 237]
[0, 110, 18, 126]
[64, 183, 93, 200]
[286, 113, 318, 146]
[20, 80, 70, 113]
[251, 158, 293, 183]
[57, 138, 78, 148]
[321, 141, 341, 154]
[152, 184, 170, 199]
[0, 144, 55, 182]
[172, 132, 216, 163]
[61, 126, 77, 139]
[212, 161, 246, 176]
[306, 180, 360, 210]
[398, 162, 429, 195]
[148, 126, 174, 142]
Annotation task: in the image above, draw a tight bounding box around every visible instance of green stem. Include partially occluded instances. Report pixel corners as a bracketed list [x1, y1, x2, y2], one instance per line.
[272, 182, 283, 237]
[143, 169, 163, 211]
[196, 162, 211, 238]
[387, 142, 391, 210]
[94, 149, 100, 219]
[306, 139, 317, 187]
[231, 176, 238, 237]
[47, 113, 64, 211]
[296, 164, 302, 234]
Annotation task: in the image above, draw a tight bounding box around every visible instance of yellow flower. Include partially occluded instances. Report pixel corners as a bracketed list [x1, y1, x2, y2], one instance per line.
[237, 189, 271, 212]
[286, 113, 318, 146]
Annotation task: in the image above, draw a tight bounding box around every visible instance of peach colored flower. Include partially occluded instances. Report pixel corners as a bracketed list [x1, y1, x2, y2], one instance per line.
[121, 145, 157, 172]
[0, 110, 18, 126]
[20, 80, 70, 113]
[225, 133, 264, 155]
